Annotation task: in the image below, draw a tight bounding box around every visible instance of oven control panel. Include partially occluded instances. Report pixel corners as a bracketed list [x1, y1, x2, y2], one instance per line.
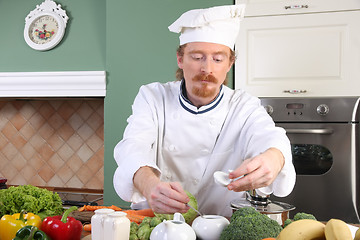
[260, 97, 360, 122]
[316, 104, 329, 115]
[263, 105, 274, 115]
[285, 102, 305, 116]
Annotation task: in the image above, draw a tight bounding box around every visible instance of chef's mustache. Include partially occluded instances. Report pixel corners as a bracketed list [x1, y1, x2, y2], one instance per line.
[192, 74, 218, 83]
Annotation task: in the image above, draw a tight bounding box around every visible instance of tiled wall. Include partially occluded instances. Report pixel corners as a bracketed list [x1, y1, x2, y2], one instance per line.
[0, 98, 104, 190]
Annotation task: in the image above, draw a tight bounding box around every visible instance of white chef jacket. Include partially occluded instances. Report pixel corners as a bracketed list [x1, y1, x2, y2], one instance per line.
[113, 80, 295, 217]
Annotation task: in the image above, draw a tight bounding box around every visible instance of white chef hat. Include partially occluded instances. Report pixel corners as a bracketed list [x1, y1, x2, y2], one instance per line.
[168, 4, 246, 49]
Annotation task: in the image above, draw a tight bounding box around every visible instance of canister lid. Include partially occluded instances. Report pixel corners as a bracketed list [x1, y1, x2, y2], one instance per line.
[0, 178, 7, 184]
[230, 198, 295, 214]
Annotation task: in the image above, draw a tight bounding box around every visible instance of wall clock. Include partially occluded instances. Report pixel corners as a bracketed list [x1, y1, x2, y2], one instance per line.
[24, 0, 69, 51]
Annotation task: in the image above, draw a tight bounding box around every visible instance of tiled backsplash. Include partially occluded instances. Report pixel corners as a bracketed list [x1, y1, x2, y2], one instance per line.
[0, 98, 104, 190]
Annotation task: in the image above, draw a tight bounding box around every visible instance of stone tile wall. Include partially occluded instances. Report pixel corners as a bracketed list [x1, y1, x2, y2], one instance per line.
[0, 98, 104, 190]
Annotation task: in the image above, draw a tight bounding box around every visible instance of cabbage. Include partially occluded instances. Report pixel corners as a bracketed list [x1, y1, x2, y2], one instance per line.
[155, 190, 198, 224]
[0, 185, 64, 217]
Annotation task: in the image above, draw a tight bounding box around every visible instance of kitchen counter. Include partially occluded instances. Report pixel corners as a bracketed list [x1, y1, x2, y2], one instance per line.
[78, 223, 360, 240]
[81, 231, 91, 239]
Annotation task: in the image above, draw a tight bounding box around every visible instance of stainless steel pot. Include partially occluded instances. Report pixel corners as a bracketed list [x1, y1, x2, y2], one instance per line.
[230, 190, 295, 226]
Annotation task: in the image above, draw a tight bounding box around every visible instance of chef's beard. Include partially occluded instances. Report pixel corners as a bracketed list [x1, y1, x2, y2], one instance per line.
[191, 74, 219, 98]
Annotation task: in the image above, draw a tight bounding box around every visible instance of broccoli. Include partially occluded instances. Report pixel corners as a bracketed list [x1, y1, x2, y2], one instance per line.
[130, 222, 139, 235]
[283, 212, 316, 228]
[139, 217, 152, 227]
[129, 233, 139, 240]
[230, 206, 259, 221]
[131, 216, 164, 240]
[149, 217, 162, 227]
[293, 212, 316, 221]
[137, 223, 151, 240]
[283, 218, 293, 228]
[220, 207, 282, 240]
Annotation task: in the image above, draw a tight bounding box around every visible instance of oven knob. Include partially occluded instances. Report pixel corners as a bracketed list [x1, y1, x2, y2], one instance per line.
[316, 104, 329, 115]
[264, 105, 274, 115]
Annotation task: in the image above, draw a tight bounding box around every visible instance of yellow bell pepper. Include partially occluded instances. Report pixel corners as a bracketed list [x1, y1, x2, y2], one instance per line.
[0, 210, 42, 240]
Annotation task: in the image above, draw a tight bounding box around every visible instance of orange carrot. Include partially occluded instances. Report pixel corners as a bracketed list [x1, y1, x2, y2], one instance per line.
[122, 208, 155, 217]
[126, 214, 146, 224]
[83, 224, 91, 232]
[121, 209, 155, 224]
[122, 210, 137, 215]
[132, 208, 155, 217]
[108, 205, 123, 211]
[78, 206, 86, 212]
[78, 205, 123, 212]
[78, 205, 100, 211]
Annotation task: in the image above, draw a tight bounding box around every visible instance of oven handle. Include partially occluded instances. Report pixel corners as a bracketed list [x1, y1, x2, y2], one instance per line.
[285, 128, 333, 134]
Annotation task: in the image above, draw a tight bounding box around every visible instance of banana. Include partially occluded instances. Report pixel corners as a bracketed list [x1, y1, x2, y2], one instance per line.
[276, 219, 326, 240]
[324, 218, 352, 240]
[354, 227, 360, 240]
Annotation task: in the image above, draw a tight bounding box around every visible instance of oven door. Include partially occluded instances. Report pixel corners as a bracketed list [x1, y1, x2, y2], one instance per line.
[272, 122, 359, 223]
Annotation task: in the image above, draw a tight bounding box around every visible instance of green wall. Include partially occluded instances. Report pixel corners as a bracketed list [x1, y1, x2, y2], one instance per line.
[0, 0, 234, 207]
[0, 0, 105, 71]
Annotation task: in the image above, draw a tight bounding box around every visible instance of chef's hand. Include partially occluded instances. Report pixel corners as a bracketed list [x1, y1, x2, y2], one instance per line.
[133, 166, 190, 214]
[146, 181, 190, 214]
[227, 148, 285, 192]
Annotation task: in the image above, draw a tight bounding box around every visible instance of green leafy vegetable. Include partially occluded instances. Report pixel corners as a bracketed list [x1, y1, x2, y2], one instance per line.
[137, 223, 151, 240]
[149, 217, 162, 227]
[154, 190, 198, 224]
[130, 221, 139, 235]
[0, 185, 64, 218]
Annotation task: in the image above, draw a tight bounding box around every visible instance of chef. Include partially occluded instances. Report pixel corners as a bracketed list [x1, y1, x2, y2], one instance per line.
[113, 4, 296, 217]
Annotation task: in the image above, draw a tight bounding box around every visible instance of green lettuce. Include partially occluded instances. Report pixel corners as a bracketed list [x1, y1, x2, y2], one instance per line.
[155, 190, 198, 224]
[0, 185, 64, 218]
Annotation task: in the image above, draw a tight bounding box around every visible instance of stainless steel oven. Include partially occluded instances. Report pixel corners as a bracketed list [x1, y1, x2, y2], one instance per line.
[260, 97, 360, 223]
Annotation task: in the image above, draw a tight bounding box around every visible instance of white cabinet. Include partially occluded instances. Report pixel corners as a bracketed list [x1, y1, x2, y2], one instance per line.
[237, 0, 360, 17]
[234, 0, 360, 97]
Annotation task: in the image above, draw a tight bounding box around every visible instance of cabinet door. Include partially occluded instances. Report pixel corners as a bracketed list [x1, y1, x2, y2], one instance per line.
[236, 0, 360, 16]
[235, 11, 360, 97]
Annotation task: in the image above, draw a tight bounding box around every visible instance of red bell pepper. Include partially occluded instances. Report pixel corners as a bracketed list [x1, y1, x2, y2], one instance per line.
[41, 206, 82, 240]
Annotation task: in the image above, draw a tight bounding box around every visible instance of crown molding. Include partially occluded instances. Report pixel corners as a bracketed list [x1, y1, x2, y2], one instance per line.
[0, 71, 106, 97]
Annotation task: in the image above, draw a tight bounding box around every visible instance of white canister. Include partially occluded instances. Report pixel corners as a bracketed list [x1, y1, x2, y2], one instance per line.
[192, 215, 230, 240]
[91, 208, 115, 240]
[103, 211, 130, 240]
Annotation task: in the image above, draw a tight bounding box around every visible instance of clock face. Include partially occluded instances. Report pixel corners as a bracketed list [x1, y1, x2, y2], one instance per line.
[28, 15, 59, 44]
[24, 0, 68, 51]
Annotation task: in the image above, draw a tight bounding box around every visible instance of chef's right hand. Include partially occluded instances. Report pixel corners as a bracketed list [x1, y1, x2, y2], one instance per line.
[133, 166, 189, 214]
[147, 181, 190, 214]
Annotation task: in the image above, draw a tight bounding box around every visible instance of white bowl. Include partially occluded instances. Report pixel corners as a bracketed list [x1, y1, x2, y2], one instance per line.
[191, 215, 230, 240]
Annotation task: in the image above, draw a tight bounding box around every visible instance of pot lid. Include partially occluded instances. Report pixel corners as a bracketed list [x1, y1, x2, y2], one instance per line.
[230, 198, 295, 214]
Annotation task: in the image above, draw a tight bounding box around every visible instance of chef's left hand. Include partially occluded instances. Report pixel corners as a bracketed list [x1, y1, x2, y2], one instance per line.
[227, 148, 285, 192]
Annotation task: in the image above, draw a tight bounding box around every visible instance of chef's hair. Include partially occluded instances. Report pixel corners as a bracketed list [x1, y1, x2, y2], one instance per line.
[175, 44, 236, 84]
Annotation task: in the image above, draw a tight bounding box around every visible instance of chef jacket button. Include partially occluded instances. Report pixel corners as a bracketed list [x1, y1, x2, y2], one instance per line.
[210, 119, 217, 125]
[169, 145, 176, 151]
[193, 179, 199, 184]
[173, 113, 179, 119]
[201, 149, 209, 154]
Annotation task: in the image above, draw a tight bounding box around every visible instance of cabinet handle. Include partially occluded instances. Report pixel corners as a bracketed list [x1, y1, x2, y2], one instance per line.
[283, 89, 307, 94]
[284, 5, 308, 10]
